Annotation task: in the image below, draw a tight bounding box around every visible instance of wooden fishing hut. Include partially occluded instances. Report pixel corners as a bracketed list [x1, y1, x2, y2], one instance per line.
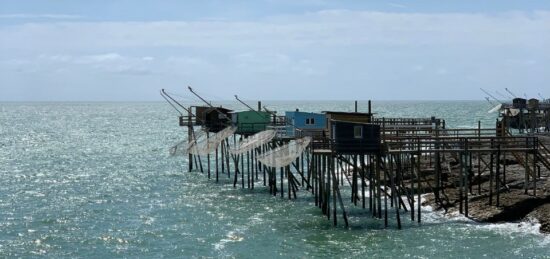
[193, 106, 233, 132]
[330, 120, 381, 153]
[323, 111, 373, 136]
[309, 115, 400, 227]
[499, 97, 550, 133]
[230, 110, 271, 136]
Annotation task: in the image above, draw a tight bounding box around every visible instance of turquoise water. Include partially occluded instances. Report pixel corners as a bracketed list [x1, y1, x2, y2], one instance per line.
[1, 101, 548, 258]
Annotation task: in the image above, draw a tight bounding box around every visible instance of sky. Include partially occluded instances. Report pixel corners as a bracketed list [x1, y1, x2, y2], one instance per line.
[1, 0, 549, 101]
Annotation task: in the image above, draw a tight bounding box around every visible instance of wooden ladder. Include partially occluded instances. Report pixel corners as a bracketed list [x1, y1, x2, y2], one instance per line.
[505, 130, 550, 176]
[536, 141, 550, 171]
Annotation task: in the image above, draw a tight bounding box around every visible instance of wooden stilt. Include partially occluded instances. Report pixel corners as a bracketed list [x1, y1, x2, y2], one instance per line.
[216, 145, 219, 182]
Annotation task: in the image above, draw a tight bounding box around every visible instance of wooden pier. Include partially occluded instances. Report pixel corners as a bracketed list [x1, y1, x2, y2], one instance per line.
[162, 90, 550, 229]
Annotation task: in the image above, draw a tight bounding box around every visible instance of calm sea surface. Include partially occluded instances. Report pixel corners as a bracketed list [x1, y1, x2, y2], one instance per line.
[1, 101, 548, 258]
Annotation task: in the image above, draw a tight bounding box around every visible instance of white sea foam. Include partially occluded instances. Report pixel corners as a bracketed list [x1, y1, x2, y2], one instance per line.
[419, 194, 550, 245]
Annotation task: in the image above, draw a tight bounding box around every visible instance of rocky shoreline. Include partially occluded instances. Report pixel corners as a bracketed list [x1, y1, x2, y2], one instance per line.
[422, 135, 550, 234]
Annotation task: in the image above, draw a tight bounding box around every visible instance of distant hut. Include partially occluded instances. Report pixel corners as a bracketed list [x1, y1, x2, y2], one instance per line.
[512, 98, 527, 109]
[528, 98, 539, 110]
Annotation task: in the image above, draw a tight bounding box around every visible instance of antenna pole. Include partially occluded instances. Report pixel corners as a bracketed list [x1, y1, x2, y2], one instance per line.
[160, 89, 183, 116]
[480, 88, 501, 103]
[505, 88, 517, 98]
[234, 95, 255, 111]
[495, 91, 508, 100]
[485, 97, 495, 106]
[187, 86, 231, 121]
[161, 89, 209, 124]
[188, 86, 212, 107]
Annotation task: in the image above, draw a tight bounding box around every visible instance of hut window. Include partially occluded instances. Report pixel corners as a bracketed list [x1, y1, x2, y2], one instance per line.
[306, 118, 315, 125]
[354, 126, 363, 139]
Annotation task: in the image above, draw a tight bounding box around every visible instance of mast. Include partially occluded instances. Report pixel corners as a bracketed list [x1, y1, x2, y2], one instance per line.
[235, 95, 255, 111]
[505, 88, 517, 98]
[480, 88, 501, 103]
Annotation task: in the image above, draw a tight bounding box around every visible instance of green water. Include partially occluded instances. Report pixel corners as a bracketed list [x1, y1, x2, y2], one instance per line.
[0, 101, 548, 258]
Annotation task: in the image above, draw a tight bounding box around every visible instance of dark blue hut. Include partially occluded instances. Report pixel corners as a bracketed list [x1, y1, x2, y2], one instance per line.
[331, 120, 381, 154]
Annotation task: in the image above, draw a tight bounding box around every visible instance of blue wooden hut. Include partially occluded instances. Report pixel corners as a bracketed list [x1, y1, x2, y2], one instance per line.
[285, 110, 326, 138]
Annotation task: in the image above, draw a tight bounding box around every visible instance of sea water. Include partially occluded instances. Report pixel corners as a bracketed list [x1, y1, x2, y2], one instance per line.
[0, 101, 548, 258]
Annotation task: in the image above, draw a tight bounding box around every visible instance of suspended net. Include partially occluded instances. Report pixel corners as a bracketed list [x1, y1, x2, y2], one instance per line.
[188, 126, 237, 156]
[230, 129, 277, 155]
[169, 130, 207, 156]
[169, 140, 188, 156]
[257, 137, 311, 168]
[488, 103, 502, 114]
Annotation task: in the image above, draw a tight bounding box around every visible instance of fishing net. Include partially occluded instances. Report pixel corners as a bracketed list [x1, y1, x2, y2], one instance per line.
[169, 140, 188, 156]
[188, 126, 236, 155]
[169, 130, 207, 156]
[488, 103, 502, 114]
[230, 130, 277, 155]
[257, 137, 311, 168]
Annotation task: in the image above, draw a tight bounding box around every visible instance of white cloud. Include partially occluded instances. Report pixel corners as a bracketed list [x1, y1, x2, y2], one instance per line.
[0, 13, 82, 19]
[230, 51, 323, 76]
[436, 68, 448, 75]
[81, 53, 123, 63]
[11, 53, 155, 75]
[388, 3, 407, 9]
[505, 58, 538, 66]
[1, 9, 549, 100]
[412, 65, 425, 71]
[1, 10, 549, 52]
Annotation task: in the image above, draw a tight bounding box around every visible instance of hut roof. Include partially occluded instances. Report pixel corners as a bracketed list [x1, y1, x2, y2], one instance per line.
[205, 107, 232, 113]
[322, 111, 373, 116]
[330, 119, 374, 125]
[286, 110, 324, 115]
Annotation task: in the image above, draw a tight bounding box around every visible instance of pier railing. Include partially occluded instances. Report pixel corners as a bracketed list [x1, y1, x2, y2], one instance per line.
[310, 136, 332, 151]
[383, 136, 538, 154]
[381, 128, 496, 138]
[371, 117, 441, 126]
[179, 115, 196, 126]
